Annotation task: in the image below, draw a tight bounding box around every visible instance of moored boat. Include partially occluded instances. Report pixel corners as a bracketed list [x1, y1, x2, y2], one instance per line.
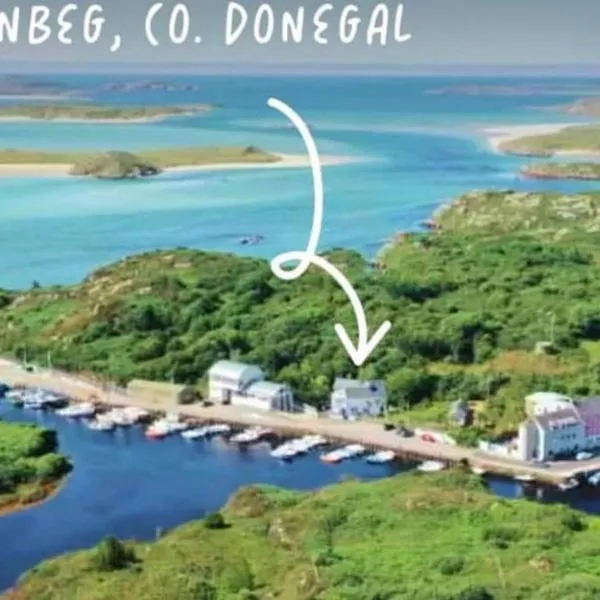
[366, 450, 396, 464]
[56, 402, 95, 418]
[231, 426, 271, 444]
[88, 417, 116, 432]
[417, 460, 446, 473]
[182, 427, 209, 440]
[514, 473, 536, 482]
[558, 478, 579, 491]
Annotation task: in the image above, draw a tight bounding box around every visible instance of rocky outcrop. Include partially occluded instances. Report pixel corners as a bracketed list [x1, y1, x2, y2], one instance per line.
[69, 151, 162, 180]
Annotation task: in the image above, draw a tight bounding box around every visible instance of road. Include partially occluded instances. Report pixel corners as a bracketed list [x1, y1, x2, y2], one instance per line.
[0, 359, 597, 484]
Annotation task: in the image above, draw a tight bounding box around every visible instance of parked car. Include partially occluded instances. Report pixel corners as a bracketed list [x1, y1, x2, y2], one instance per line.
[383, 423, 395, 431]
[421, 433, 436, 443]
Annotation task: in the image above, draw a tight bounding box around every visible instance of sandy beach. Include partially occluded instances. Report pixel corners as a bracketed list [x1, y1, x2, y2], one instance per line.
[0, 153, 357, 178]
[483, 122, 579, 152]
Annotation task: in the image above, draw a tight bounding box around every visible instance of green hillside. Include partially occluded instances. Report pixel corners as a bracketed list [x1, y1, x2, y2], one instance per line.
[8, 472, 600, 600]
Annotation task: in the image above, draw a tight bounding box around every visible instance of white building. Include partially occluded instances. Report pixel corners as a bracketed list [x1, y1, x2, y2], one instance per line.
[525, 391, 573, 417]
[517, 407, 585, 461]
[207, 360, 294, 412]
[330, 378, 387, 420]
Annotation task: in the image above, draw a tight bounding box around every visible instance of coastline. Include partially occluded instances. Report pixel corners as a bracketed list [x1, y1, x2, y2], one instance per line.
[0, 109, 211, 125]
[0, 153, 358, 178]
[483, 122, 600, 157]
[0, 479, 65, 518]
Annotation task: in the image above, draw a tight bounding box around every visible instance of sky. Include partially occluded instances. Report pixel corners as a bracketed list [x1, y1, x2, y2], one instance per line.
[0, 0, 599, 70]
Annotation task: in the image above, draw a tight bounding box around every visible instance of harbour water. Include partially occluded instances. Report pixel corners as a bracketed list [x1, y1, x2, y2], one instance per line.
[2, 399, 600, 590]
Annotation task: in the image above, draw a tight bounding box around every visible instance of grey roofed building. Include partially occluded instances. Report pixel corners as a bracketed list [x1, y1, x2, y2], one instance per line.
[208, 360, 264, 391]
[330, 378, 387, 419]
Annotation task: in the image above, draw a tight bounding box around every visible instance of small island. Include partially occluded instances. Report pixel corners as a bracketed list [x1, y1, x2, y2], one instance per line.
[0, 419, 71, 516]
[0, 103, 214, 123]
[494, 123, 600, 157]
[99, 80, 202, 93]
[521, 162, 600, 181]
[0, 146, 280, 180]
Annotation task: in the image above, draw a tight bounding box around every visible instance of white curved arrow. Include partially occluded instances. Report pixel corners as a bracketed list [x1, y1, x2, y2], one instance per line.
[267, 97, 391, 367]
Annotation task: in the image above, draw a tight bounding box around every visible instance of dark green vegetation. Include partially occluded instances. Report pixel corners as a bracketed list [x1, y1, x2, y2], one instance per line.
[9, 472, 600, 599]
[4, 188, 600, 437]
[69, 151, 162, 180]
[0, 420, 71, 513]
[521, 162, 600, 181]
[499, 123, 600, 156]
[0, 104, 212, 121]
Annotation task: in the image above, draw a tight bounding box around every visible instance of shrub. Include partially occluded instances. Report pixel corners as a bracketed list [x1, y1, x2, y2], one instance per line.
[561, 512, 587, 532]
[438, 555, 465, 575]
[204, 511, 227, 530]
[91, 536, 136, 571]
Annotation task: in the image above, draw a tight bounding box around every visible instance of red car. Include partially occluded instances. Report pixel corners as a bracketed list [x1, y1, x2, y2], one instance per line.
[421, 434, 436, 443]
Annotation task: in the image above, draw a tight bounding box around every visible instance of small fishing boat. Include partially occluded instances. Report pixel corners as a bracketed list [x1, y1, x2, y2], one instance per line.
[56, 402, 95, 418]
[205, 423, 231, 435]
[320, 449, 346, 464]
[182, 427, 209, 440]
[588, 471, 600, 486]
[514, 473, 536, 482]
[238, 234, 264, 246]
[558, 478, 579, 491]
[88, 417, 115, 432]
[366, 450, 395, 464]
[417, 460, 446, 473]
[342, 444, 366, 457]
[231, 426, 271, 444]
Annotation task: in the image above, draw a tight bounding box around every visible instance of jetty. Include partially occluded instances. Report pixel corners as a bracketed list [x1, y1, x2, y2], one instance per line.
[0, 358, 597, 484]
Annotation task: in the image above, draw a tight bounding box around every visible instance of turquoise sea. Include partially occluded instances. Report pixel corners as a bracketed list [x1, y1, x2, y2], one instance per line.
[1, 74, 599, 289]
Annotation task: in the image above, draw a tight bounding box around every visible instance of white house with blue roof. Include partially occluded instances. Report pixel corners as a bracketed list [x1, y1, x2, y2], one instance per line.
[208, 360, 294, 412]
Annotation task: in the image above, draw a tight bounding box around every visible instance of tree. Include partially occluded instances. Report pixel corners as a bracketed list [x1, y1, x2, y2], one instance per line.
[91, 536, 136, 571]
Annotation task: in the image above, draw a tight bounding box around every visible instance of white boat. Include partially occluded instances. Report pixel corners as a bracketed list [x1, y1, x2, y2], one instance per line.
[231, 426, 271, 444]
[577, 451, 594, 461]
[366, 450, 396, 464]
[321, 449, 347, 463]
[417, 460, 446, 473]
[56, 402, 95, 418]
[205, 423, 231, 435]
[588, 471, 600, 486]
[6, 388, 25, 401]
[558, 478, 579, 491]
[88, 417, 115, 432]
[182, 427, 209, 440]
[514, 473, 536, 482]
[471, 466, 487, 476]
[343, 444, 366, 457]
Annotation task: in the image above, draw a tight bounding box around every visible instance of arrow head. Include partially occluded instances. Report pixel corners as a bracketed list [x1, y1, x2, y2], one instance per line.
[334, 321, 392, 367]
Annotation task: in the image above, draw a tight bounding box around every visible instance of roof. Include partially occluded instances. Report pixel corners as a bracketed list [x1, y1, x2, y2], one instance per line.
[246, 381, 290, 398]
[208, 360, 263, 382]
[333, 379, 386, 401]
[534, 407, 582, 431]
[526, 391, 572, 404]
[575, 397, 600, 417]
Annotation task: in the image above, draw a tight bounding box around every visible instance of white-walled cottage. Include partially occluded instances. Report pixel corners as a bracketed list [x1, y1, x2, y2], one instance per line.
[330, 378, 387, 420]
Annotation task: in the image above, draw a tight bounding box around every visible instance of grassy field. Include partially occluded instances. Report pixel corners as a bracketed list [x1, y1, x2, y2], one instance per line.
[8, 471, 600, 600]
[0, 146, 279, 168]
[0, 104, 213, 121]
[500, 123, 600, 156]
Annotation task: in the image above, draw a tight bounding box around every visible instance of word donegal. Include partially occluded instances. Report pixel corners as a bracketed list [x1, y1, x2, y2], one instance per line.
[0, 2, 412, 52]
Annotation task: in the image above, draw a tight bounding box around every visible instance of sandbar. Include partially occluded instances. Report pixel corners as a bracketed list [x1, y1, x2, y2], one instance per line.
[483, 122, 600, 157]
[0, 153, 358, 178]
